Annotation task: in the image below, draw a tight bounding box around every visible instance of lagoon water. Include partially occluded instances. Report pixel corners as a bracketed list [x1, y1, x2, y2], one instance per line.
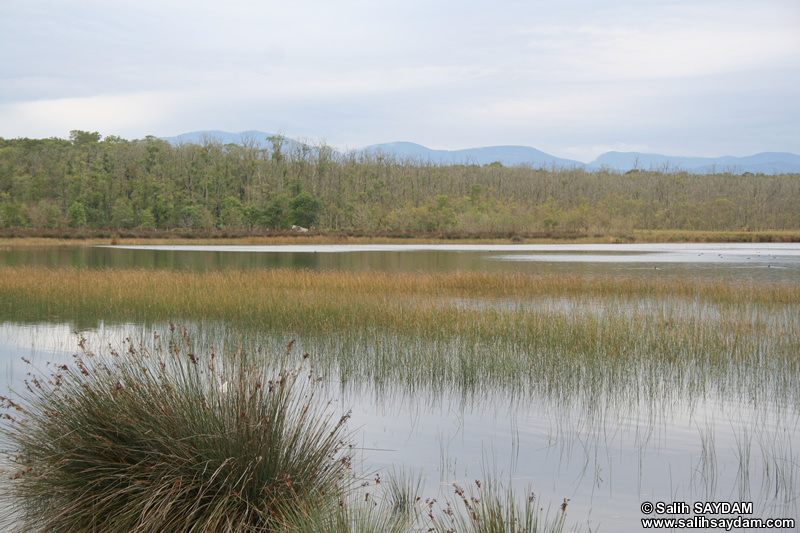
[2, 242, 800, 283]
[2, 243, 799, 530]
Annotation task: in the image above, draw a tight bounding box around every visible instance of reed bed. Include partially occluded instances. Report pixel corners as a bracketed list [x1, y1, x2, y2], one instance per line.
[1, 266, 797, 318]
[1, 266, 798, 412]
[0, 264, 790, 315]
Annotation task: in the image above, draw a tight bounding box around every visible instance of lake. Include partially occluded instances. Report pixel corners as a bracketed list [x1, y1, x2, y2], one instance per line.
[2, 242, 799, 282]
[2, 242, 799, 531]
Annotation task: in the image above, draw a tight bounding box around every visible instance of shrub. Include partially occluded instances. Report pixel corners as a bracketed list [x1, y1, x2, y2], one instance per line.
[0, 330, 353, 532]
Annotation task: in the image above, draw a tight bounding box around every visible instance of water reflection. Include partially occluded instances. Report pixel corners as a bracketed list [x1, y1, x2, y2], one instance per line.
[1, 243, 799, 282]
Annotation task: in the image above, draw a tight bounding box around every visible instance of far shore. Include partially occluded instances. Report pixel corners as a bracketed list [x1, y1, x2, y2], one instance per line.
[1, 228, 799, 247]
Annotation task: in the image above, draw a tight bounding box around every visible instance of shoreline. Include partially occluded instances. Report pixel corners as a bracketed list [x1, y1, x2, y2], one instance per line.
[2, 228, 799, 247]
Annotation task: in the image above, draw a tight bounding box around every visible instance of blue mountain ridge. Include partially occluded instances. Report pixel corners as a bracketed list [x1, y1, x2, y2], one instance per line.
[360, 142, 584, 169]
[159, 132, 800, 174]
[589, 151, 800, 175]
[160, 130, 301, 149]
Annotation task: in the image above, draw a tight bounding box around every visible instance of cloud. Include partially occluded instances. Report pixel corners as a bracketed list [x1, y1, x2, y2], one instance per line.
[517, 5, 800, 83]
[0, 0, 797, 157]
[0, 92, 180, 139]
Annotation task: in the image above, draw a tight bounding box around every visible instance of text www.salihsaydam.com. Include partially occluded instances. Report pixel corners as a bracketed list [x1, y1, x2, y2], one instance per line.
[641, 515, 795, 530]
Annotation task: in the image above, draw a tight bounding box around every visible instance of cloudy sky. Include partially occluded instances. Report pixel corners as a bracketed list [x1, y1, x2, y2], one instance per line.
[1, 0, 798, 162]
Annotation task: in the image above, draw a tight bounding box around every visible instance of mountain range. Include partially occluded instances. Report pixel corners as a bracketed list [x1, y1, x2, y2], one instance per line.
[160, 131, 800, 175]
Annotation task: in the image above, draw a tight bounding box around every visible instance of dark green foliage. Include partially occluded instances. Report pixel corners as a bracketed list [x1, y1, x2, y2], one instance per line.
[289, 191, 321, 228]
[265, 193, 291, 229]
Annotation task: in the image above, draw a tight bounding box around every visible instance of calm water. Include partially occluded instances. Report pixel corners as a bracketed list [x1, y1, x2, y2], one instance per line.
[1, 242, 798, 282]
[2, 243, 799, 530]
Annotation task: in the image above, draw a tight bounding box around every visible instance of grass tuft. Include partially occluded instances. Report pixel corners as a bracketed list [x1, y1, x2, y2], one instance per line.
[0, 330, 353, 532]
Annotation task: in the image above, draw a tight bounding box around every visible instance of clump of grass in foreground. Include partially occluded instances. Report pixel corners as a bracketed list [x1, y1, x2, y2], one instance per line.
[0, 329, 354, 532]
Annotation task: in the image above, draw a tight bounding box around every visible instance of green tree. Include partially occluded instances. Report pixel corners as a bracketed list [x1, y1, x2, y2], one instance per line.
[289, 191, 321, 228]
[138, 208, 155, 230]
[179, 205, 216, 230]
[0, 193, 27, 228]
[265, 194, 291, 229]
[27, 199, 63, 229]
[220, 196, 245, 229]
[243, 205, 266, 229]
[110, 197, 134, 229]
[68, 201, 88, 228]
[69, 130, 101, 146]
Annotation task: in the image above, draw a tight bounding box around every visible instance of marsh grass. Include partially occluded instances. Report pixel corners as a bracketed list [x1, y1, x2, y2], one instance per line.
[0, 331, 354, 532]
[1, 266, 797, 411]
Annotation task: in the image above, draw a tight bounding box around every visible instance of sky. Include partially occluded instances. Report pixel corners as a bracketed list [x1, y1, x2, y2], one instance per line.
[1, 0, 798, 162]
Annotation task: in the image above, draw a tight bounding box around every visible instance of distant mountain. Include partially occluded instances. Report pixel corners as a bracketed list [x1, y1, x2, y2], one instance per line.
[160, 131, 800, 174]
[359, 142, 584, 168]
[586, 151, 800, 175]
[161, 130, 284, 146]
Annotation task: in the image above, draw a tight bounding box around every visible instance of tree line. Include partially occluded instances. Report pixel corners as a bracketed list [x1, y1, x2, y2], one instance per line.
[1, 131, 798, 234]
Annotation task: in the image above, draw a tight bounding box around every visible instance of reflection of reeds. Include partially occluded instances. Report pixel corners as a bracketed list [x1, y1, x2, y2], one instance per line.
[0, 333, 353, 532]
[688, 421, 799, 518]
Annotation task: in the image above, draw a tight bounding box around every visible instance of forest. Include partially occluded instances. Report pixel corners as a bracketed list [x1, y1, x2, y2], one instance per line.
[1, 130, 798, 235]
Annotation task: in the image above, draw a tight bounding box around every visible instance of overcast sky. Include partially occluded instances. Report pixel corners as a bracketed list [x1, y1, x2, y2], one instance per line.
[1, 0, 798, 162]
